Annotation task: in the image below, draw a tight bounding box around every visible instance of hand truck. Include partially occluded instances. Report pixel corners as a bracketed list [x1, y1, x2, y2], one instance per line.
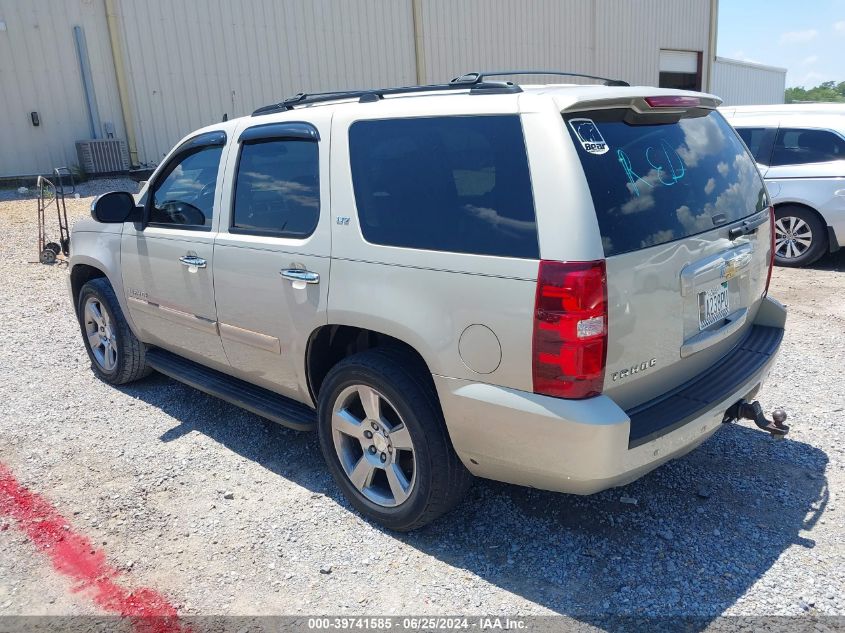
[36, 167, 75, 264]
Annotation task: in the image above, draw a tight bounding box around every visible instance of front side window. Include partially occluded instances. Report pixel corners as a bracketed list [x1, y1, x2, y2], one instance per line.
[150, 145, 222, 228]
[565, 109, 766, 256]
[349, 115, 538, 259]
[771, 128, 845, 166]
[232, 139, 320, 236]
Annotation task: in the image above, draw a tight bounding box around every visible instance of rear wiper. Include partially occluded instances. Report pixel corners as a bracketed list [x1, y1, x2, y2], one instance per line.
[728, 215, 768, 240]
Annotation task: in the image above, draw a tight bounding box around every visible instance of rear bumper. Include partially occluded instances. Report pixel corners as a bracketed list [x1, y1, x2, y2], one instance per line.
[435, 297, 786, 495]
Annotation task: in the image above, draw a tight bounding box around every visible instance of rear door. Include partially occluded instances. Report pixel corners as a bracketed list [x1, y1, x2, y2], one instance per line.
[211, 116, 331, 404]
[563, 103, 772, 410]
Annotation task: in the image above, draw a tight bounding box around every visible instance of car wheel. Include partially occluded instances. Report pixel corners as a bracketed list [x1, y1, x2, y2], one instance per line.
[317, 348, 472, 531]
[774, 206, 827, 267]
[77, 278, 151, 385]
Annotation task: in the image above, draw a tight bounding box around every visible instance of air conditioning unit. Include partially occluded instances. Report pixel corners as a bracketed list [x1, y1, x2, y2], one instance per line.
[75, 139, 129, 174]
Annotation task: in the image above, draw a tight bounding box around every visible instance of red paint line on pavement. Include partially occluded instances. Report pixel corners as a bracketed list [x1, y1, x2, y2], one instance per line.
[0, 463, 189, 633]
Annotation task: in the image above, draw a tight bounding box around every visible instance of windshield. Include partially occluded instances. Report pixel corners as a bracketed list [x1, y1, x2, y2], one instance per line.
[564, 109, 767, 256]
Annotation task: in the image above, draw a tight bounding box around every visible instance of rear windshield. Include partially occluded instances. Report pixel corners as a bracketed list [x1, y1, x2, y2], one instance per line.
[564, 109, 766, 256]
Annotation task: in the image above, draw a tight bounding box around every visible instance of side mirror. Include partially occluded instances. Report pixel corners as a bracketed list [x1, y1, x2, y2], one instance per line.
[91, 191, 142, 223]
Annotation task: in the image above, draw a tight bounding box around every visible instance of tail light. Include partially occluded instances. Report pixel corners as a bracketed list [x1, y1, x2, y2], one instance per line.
[532, 260, 607, 399]
[644, 95, 701, 108]
[764, 205, 775, 296]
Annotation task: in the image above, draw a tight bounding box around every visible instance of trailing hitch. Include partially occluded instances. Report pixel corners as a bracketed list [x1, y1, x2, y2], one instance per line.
[723, 399, 789, 439]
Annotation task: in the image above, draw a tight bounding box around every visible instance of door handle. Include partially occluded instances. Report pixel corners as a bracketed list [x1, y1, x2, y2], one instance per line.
[280, 268, 319, 284]
[179, 255, 207, 268]
[679, 243, 753, 296]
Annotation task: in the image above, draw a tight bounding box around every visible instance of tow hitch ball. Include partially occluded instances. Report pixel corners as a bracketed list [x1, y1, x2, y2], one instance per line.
[723, 400, 789, 438]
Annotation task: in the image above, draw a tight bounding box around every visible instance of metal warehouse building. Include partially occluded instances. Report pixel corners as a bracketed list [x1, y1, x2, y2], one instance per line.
[0, 0, 785, 178]
[713, 56, 787, 107]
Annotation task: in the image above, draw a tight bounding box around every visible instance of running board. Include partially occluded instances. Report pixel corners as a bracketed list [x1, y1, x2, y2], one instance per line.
[145, 347, 316, 431]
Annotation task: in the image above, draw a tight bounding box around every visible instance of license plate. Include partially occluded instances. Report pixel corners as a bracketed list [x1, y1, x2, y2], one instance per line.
[698, 282, 730, 330]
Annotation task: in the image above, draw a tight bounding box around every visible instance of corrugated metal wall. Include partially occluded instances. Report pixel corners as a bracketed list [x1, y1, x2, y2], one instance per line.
[419, 0, 712, 88]
[116, 0, 417, 165]
[712, 57, 786, 106]
[1, 0, 715, 177]
[0, 0, 126, 177]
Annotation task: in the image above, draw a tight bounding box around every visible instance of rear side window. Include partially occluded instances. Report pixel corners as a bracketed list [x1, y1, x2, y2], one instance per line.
[564, 109, 766, 256]
[771, 128, 845, 166]
[232, 139, 319, 237]
[349, 115, 538, 258]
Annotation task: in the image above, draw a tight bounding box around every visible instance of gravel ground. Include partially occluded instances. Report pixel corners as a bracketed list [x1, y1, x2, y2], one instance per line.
[0, 179, 843, 625]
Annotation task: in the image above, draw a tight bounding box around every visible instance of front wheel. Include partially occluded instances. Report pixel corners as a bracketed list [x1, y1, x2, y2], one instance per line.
[317, 349, 472, 531]
[77, 278, 151, 385]
[774, 206, 827, 267]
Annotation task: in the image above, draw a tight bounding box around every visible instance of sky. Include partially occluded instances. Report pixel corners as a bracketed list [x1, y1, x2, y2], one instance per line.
[717, 0, 845, 87]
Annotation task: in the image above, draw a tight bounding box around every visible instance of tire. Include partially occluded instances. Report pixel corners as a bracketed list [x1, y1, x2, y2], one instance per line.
[77, 278, 151, 385]
[317, 348, 472, 531]
[774, 206, 827, 267]
[39, 248, 56, 265]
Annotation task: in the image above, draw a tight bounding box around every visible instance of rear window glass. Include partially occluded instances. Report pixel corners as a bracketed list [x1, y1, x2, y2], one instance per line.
[565, 109, 766, 256]
[349, 115, 538, 259]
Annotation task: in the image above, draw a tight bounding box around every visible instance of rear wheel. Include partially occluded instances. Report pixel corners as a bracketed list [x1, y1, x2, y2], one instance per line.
[77, 278, 151, 385]
[317, 348, 472, 531]
[774, 206, 827, 267]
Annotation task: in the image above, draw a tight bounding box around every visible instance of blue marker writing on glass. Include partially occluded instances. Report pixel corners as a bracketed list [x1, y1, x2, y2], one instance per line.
[618, 141, 686, 196]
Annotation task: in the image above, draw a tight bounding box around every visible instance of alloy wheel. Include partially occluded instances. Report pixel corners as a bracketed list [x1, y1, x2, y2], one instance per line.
[775, 216, 813, 260]
[330, 384, 416, 507]
[83, 297, 117, 371]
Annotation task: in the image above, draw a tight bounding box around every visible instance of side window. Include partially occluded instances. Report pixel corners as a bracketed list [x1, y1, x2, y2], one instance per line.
[150, 145, 222, 228]
[771, 128, 845, 166]
[348, 115, 538, 259]
[735, 127, 770, 163]
[232, 139, 320, 237]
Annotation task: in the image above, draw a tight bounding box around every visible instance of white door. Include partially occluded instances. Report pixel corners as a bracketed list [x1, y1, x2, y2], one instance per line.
[212, 117, 332, 403]
[121, 132, 230, 370]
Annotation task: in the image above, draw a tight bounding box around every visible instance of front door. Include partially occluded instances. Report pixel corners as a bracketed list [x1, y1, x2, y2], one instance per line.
[212, 118, 331, 404]
[121, 132, 230, 370]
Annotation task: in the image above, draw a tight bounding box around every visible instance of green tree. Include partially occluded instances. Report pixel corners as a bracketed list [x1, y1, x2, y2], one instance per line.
[785, 80, 845, 103]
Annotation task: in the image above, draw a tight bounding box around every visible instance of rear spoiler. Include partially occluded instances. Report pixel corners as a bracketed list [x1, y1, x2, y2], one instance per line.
[561, 94, 722, 114]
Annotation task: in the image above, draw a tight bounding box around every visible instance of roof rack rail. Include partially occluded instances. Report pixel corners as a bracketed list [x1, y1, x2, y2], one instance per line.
[251, 69, 628, 116]
[251, 77, 520, 116]
[452, 70, 630, 87]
